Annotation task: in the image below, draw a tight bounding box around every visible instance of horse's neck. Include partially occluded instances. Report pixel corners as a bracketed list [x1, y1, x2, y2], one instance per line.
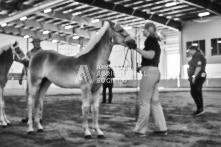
[85, 30, 113, 65]
[0, 48, 14, 75]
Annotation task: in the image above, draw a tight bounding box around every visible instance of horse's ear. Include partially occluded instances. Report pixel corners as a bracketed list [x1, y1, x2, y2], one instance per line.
[106, 20, 114, 28]
[13, 41, 18, 47]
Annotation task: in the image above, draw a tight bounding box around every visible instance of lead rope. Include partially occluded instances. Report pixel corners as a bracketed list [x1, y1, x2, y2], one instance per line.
[122, 47, 129, 67]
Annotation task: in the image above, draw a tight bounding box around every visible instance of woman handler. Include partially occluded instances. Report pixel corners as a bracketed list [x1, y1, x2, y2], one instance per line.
[133, 22, 167, 137]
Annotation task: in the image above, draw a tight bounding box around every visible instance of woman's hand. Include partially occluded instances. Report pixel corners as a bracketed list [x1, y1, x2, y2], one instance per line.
[192, 75, 196, 84]
[192, 77, 195, 84]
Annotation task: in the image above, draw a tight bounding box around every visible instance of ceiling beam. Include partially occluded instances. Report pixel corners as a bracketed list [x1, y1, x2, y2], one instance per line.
[0, 15, 96, 39]
[0, 0, 68, 25]
[36, 11, 103, 29]
[75, 0, 182, 30]
[0, 25, 89, 45]
[183, 0, 221, 15]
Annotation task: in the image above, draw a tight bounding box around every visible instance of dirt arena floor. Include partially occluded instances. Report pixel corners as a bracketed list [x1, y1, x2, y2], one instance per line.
[1, 91, 221, 147]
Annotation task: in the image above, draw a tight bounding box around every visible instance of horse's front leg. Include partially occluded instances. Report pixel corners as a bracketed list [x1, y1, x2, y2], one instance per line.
[35, 97, 43, 132]
[27, 95, 34, 134]
[92, 88, 104, 138]
[0, 87, 7, 127]
[81, 85, 92, 139]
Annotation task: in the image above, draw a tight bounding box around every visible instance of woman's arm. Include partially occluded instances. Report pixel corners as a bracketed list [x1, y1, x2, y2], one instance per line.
[193, 67, 201, 78]
[135, 48, 155, 60]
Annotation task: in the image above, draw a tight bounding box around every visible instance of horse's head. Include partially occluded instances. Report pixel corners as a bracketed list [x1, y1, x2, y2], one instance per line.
[108, 21, 137, 49]
[11, 41, 25, 61]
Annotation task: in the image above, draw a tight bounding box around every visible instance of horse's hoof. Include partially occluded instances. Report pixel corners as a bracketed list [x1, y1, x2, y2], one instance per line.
[21, 118, 28, 123]
[37, 129, 44, 133]
[84, 135, 92, 139]
[27, 131, 34, 135]
[2, 125, 7, 128]
[97, 135, 105, 139]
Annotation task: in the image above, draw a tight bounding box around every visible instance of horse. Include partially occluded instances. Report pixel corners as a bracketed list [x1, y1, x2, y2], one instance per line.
[26, 20, 137, 138]
[0, 42, 26, 127]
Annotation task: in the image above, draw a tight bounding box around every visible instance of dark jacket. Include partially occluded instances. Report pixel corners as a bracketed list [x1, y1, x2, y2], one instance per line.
[188, 51, 206, 79]
[104, 66, 115, 85]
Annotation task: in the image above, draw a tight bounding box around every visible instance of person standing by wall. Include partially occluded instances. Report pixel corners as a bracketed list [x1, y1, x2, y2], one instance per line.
[133, 22, 167, 137]
[18, 37, 43, 123]
[102, 61, 115, 104]
[187, 46, 207, 116]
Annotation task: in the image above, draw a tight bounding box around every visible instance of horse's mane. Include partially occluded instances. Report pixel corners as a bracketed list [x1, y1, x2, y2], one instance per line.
[0, 44, 11, 56]
[75, 21, 110, 58]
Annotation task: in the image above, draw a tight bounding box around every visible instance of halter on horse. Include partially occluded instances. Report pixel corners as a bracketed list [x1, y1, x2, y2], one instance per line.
[26, 21, 137, 138]
[0, 42, 25, 126]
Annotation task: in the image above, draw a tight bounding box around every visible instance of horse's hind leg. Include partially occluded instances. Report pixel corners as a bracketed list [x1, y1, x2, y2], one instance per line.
[91, 87, 104, 138]
[21, 80, 29, 123]
[27, 80, 42, 133]
[81, 84, 92, 139]
[0, 87, 7, 127]
[3, 109, 10, 125]
[35, 78, 51, 132]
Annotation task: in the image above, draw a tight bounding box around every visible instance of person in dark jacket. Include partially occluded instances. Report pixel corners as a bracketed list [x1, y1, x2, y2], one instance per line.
[187, 45, 207, 116]
[102, 61, 115, 104]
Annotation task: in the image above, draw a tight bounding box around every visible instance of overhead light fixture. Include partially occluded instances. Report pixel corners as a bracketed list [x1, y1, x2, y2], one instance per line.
[65, 25, 73, 29]
[72, 11, 81, 16]
[0, 23, 7, 27]
[217, 40, 221, 44]
[23, 35, 29, 38]
[63, 9, 73, 14]
[166, 16, 172, 19]
[43, 30, 50, 34]
[165, 2, 177, 7]
[150, 12, 155, 15]
[124, 25, 132, 30]
[44, 8, 52, 13]
[52, 39, 58, 43]
[174, 18, 180, 21]
[20, 16, 27, 21]
[198, 12, 210, 17]
[192, 43, 198, 46]
[91, 18, 100, 23]
[73, 35, 80, 39]
[80, 24, 84, 29]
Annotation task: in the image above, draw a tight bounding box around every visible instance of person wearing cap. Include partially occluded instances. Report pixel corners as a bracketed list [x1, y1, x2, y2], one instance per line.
[19, 37, 43, 123]
[132, 22, 167, 137]
[19, 37, 43, 84]
[102, 61, 115, 104]
[187, 46, 207, 116]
